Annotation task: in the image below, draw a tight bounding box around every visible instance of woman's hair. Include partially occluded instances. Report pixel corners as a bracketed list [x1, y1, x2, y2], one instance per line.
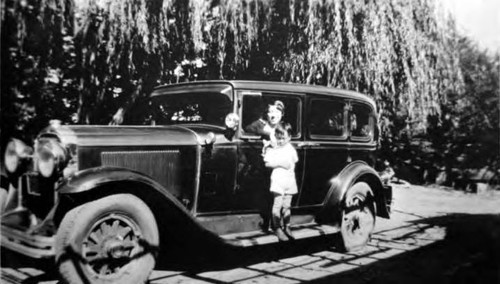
[275, 122, 292, 140]
[265, 100, 285, 115]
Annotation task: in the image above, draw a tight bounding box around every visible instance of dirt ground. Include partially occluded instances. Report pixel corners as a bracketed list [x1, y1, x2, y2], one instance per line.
[2, 184, 500, 283]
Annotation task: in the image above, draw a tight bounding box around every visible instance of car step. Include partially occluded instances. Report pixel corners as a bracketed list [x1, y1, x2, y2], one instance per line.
[221, 223, 340, 247]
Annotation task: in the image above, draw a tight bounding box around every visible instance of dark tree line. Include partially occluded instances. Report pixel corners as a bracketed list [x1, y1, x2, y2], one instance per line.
[1, 0, 499, 187]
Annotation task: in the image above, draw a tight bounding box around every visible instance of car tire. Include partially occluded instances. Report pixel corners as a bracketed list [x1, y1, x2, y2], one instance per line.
[0, 186, 7, 215]
[55, 193, 159, 284]
[340, 182, 376, 252]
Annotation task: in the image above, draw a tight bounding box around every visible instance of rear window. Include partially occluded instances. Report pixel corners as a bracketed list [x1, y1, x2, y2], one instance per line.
[308, 98, 346, 138]
[349, 103, 374, 141]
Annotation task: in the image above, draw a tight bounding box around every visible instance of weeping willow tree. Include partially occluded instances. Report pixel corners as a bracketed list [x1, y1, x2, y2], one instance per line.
[72, 0, 185, 123]
[73, 0, 273, 123]
[1, 0, 77, 141]
[185, 0, 464, 136]
[4, 0, 493, 184]
[71, 0, 268, 123]
[2, 0, 464, 135]
[268, 0, 463, 134]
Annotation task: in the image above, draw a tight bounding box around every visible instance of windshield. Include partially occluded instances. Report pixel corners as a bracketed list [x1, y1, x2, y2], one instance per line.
[147, 91, 233, 127]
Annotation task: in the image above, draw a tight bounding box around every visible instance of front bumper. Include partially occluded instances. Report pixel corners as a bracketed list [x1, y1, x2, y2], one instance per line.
[1, 173, 57, 258]
[1, 224, 55, 258]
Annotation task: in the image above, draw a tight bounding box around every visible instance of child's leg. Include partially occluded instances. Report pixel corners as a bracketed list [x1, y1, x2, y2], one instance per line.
[271, 193, 283, 229]
[282, 194, 294, 239]
[271, 193, 288, 241]
[282, 194, 292, 224]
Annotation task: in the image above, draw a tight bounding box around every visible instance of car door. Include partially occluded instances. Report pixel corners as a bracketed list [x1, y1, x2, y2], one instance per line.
[298, 95, 349, 206]
[234, 91, 305, 212]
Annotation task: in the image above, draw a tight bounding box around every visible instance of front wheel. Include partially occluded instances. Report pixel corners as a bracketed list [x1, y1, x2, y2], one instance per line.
[55, 193, 159, 284]
[340, 182, 376, 252]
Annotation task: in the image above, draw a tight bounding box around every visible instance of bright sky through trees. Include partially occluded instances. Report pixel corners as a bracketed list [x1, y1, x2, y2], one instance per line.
[441, 0, 500, 52]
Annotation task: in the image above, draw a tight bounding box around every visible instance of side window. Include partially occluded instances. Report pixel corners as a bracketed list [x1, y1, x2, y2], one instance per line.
[241, 93, 301, 138]
[309, 99, 346, 137]
[349, 103, 374, 140]
[148, 92, 232, 126]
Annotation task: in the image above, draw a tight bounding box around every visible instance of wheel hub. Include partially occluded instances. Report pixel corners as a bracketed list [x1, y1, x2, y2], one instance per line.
[351, 216, 360, 232]
[343, 195, 374, 237]
[104, 238, 127, 259]
[82, 214, 141, 276]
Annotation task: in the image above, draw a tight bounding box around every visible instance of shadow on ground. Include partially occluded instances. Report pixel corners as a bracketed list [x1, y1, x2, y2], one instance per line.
[2, 213, 500, 283]
[154, 213, 500, 284]
[308, 213, 500, 284]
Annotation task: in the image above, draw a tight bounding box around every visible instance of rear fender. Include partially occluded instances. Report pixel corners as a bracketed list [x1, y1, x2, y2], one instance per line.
[319, 161, 390, 223]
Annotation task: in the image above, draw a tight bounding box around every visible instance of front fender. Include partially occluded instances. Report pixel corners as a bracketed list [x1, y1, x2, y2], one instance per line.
[55, 166, 228, 254]
[60, 166, 168, 194]
[320, 161, 390, 222]
[57, 166, 188, 213]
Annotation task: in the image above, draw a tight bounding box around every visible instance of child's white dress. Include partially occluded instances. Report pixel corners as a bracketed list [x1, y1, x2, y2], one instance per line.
[263, 143, 298, 195]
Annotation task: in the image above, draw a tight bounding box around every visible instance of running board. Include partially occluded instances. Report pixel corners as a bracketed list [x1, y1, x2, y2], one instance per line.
[221, 223, 340, 247]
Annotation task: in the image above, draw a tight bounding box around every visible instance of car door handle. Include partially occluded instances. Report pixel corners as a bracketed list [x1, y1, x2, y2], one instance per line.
[307, 142, 320, 147]
[297, 142, 307, 148]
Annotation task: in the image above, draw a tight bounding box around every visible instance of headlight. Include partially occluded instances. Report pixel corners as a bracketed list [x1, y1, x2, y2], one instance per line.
[35, 138, 67, 178]
[4, 138, 33, 174]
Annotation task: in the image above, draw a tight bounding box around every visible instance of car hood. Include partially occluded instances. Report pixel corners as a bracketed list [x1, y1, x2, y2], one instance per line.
[39, 124, 223, 147]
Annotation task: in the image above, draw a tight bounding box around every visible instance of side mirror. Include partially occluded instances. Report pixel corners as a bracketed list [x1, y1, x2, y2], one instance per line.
[225, 113, 239, 131]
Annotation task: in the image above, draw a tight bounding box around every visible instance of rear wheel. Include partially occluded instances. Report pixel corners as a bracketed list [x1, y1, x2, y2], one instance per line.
[340, 182, 376, 252]
[55, 193, 159, 284]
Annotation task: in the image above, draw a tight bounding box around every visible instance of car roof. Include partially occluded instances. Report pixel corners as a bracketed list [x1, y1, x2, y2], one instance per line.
[153, 80, 376, 110]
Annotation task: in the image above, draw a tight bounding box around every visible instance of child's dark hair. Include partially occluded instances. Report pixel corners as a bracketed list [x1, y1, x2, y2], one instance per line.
[275, 123, 292, 140]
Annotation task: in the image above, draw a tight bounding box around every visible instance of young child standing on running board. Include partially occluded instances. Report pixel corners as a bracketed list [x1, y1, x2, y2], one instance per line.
[263, 123, 298, 241]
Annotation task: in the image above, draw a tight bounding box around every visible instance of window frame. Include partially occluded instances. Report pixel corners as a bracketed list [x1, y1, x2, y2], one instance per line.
[238, 90, 303, 140]
[146, 84, 234, 127]
[307, 97, 349, 141]
[348, 101, 375, 143]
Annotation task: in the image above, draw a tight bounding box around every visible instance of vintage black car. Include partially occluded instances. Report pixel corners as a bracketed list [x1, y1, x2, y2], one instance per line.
[1, 80, 392, 283]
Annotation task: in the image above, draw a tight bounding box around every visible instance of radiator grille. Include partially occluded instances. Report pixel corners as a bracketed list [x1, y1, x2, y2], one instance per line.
[101, 150, 181, 194]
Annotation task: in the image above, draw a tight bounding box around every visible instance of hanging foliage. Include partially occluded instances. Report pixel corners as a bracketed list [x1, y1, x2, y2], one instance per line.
[72, 0, 181, 124]
[3, 0, 497, 186]
[0, 0, 78, 141]
[271, 0, 463, 135]
[2, 0, 464, 131]
[2, 0, 485, 168]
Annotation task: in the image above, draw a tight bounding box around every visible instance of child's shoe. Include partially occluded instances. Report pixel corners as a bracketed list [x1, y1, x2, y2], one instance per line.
[284, 226, 295, 240]
[274, 227, 289, 241]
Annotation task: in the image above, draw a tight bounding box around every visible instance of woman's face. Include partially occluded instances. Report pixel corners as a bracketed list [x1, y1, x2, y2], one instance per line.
[267, 105, 283, 127]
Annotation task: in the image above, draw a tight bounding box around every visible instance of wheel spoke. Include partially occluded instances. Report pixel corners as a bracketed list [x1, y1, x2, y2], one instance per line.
[117, 226, 132, 239]
[121, 240, 137, 251]
[85, 252, 102, 264]
[99, 263, 110, 275]
[88, 231, 101, 244]
[100, 222, 110, 236]
[84, 242, 102, 255]
[110, 220, 120, 234]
